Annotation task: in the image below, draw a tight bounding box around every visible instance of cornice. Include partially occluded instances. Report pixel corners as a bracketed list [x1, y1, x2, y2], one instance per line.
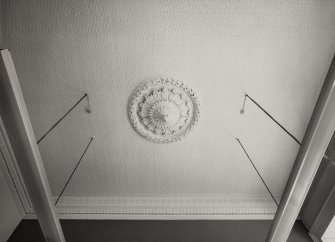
[25, 195, 278, 219]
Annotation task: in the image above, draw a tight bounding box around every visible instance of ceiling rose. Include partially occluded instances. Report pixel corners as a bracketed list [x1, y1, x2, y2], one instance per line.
[129, 78, 200, 143]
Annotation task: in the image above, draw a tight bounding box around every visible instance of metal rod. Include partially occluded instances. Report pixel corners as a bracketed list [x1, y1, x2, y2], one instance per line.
[37, 93, 87, 144]
[236, 138, 279, 206]
[266, 55, 335, 242]
[245, 94, 302, 145]
[0, 49, 66, 242]
[55, 137, 93, 206]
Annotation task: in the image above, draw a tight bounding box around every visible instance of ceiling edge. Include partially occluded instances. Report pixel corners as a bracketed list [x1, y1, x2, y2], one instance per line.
[25, 195, 279, 219]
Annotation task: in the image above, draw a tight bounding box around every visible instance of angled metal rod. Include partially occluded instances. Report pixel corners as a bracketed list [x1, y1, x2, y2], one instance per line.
[37, 93, 87, 144]
[236, 138, 279, 206]
[55, 137, 93, 206]
[244, 94, 302, 145]
[0, 49, 65, 242]
[266, 55, 335, 242]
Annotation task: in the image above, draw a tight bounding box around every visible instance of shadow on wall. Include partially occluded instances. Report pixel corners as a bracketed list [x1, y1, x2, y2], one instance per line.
[9, 220, 312, 242]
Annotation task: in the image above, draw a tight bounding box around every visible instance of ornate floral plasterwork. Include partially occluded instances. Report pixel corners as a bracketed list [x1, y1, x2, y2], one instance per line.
[129, 78, 200, 143]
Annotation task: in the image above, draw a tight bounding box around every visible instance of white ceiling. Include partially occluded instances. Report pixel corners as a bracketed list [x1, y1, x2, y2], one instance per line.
[2, 0, 335, 204]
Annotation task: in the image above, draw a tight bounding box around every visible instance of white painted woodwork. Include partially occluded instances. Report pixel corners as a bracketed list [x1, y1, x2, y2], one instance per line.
[266, 54, 335, 241]
[323, 216, 335, 242]
[0, 50, 65, 241]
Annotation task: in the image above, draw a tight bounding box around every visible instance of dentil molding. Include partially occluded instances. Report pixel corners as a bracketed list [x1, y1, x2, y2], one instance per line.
[129, 78, 200, 143]
[25, 195, 278, 220]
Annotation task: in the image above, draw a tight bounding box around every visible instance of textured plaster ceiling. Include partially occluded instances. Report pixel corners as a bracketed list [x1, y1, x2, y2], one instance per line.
[2, 0, 335, 202]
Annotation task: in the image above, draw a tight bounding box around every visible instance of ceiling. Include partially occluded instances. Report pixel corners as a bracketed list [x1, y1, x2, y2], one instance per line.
[1, 0, 335, 215]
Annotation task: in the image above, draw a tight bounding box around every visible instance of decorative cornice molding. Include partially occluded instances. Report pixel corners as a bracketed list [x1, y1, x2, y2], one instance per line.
[129, 78, 200, 143]
[26, 195, 278, 218]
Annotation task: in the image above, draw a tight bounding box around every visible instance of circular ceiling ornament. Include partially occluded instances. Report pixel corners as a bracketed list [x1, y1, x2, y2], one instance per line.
[129, 78, 200, 143]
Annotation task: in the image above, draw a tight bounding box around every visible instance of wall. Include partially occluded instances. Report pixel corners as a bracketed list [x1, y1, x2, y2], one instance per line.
[8, 220, 312, 242]
[0, 0, 2, 46]
[0, 168, 22, 242]
[0, 3, 23, 241]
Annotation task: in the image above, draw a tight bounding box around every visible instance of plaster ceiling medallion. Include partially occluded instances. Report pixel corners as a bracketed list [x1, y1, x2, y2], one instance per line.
[129, 78, 200, 143]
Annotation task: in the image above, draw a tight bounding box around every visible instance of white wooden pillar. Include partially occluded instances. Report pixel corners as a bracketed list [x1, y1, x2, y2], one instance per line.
[0, 49, 65, 242]
[266, 55, 335, 242]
